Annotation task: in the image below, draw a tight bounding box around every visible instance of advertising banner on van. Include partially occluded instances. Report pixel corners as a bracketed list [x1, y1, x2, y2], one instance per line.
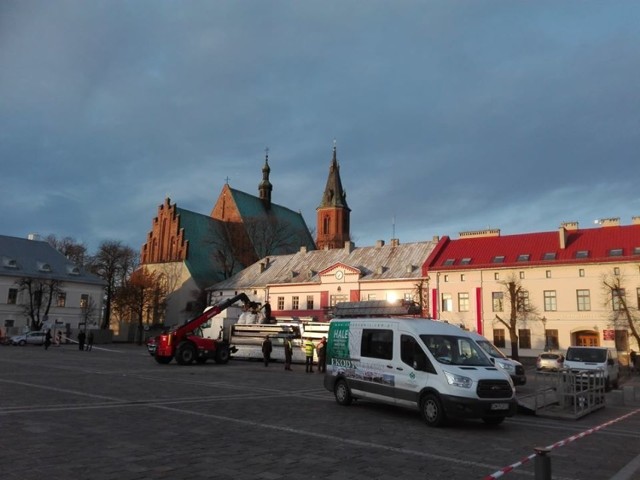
[328, 321, 351, 359]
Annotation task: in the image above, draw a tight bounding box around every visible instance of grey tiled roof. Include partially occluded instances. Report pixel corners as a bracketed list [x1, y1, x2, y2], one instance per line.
[208, 240, 435, 291]
[0, 235, 105, 285]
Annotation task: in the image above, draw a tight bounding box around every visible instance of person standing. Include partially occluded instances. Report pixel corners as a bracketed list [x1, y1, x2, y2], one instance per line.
[55, 330, 62, 346]
[86, 331, 94, 351]
[77, 330, 86, 351]
[44, 330, 52, 350]
[260, 300, 272, 324]
[262, 335, 273, 367]
[304, 337, 315, 373]
[283, 335, 293, 371]
[316, 336, 327, 373]
[631, 350, 637, 373]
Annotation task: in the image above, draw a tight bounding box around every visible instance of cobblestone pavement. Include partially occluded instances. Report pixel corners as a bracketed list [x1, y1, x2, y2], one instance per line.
[1, 344, 639, 480]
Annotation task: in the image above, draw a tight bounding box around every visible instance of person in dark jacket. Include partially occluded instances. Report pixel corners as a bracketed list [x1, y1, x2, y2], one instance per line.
[44, 330, 52, 350]
[316, 336, 327, 373]
[284, 335, 293, 371]
[77, 330, 86, 351]
[262, 335, 273, 367]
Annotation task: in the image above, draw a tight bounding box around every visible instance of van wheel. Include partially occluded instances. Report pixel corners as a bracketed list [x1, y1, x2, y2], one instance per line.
[420, 393, 446, 427]
[334, 379, 352, 406]
[483, 416, 505, 425]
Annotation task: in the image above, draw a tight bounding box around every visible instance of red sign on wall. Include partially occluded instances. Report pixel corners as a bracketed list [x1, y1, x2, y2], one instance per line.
[603, 329, 615, 341]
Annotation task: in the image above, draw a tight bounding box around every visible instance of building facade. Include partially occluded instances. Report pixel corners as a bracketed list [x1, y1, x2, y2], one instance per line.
[424, 218, 640, 361]
[0, 234, 106, 338]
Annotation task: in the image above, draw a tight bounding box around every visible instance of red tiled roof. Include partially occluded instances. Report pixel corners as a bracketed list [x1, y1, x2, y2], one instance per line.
[426, 224, 640, 271]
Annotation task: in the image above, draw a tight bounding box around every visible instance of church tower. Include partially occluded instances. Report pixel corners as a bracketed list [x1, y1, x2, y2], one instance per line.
[258, 148, 273, 210]
[316, 142, 351, 249]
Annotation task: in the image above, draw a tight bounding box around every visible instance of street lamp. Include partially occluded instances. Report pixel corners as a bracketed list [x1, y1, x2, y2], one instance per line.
[541, 317, 548, 352]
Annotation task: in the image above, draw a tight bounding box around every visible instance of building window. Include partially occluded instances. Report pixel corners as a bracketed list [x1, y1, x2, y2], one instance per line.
[493, 329, 506, 348]
[614, 267, 620, 275]
[368, 294, 377, 301]
[330, 295, 348, 307]
[546, 270, 551, 278]
[612, 288, 626, 311]
[460, 274, 465, 282]
[7, 288, 17, 305]
[458, 292, 469, 312]
[517, 254, 530, 262]
[292, 296, 299, 310]
[519, 271, 525, 279]
[306, 295, 314, 310]
[443, 259, 455, 266]
[609, 248, 623, 257]
[80, 294, 89, 308]
[443, 275, 449, 282]
[577, 290, 591, 311]
[637, 288, 640, 310]
[56, 293, 66, 308]
[323, 216, 330, 235]
[403, 293, 413, 302]
[517, 290, 530, 312]
[460, 258, 471, 265]
[494, 272, 499, 280]
[543, 252, 556, 260]
[4, 319, 15, 328]
[441, 293, 453, 312]
[518, 329, 531, 349]
[576, 250, 589, 258]
[579, 268, 585, 277]
[492, 292, 504, 312]
[277, 297, 285, 310]
[492, 256, 505, 263]
[543, 291, 557, 312]
[545, 329, 559, 350]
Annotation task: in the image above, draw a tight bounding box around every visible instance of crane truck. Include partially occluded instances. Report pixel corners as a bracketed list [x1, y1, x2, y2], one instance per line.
[154, 293, 253, 365]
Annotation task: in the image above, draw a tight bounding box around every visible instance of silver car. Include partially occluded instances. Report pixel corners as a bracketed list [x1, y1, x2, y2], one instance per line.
[10, 331, 47, 346]
[536, 352, 564, 371]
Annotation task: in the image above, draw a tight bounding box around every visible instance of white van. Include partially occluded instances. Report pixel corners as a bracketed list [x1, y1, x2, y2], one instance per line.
[323, 318, 517, 427]
[564, 346, 620, 391]
[467, 331, 527, 386]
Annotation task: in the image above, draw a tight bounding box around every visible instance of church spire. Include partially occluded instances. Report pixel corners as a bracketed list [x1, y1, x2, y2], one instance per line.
[259, 147, 273, 209]
[316, 141, 351, 250]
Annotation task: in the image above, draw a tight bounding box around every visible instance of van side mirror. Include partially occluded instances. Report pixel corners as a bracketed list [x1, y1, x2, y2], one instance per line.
[607, 358, 614, 366]
[489, 357, 495, 365]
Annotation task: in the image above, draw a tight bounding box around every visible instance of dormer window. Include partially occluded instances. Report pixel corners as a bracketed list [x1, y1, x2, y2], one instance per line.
[37, 262, 52, 273]
[66, 265, 81, 275]
[575, 250, 589, 259]
[2, 257, 18, 269]
[543, 252, 557, 261]
[608, 248, 623, 257]
[443, 259, 455, 266]
[492, 255, 505, 263]
[460, 258, 472, 265]
[634, 247, 640, 255]
[517, 254, 530, 262]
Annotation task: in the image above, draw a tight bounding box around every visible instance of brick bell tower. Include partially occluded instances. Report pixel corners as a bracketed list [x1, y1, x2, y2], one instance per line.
[316, 142, 351, 249]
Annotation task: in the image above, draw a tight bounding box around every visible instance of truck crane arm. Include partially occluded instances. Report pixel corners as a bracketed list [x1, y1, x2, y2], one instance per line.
[172, 292, 252, 339]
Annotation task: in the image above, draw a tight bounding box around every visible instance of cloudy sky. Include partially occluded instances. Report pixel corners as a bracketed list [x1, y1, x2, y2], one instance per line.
[2, 1, 639, 255]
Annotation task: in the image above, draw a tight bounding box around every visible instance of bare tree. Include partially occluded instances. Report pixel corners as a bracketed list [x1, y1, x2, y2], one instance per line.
[116, 269, 167, 345]
[46, 234, 88, 266]
[16, 277, 64, 331]
[80, 295, 99, 331]
[89, 241, 138, 330]
[602, 271, 640, 351]
[494, 275, 538, 360]
[244, 215, 309, 259]
[413, 278, 429, 317]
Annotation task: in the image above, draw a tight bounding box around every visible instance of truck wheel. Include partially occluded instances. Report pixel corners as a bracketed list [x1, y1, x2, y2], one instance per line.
[154, 355, 173, 364]
[420, 393, 446, 427]
[482, 416, 505, 425]
[334, 379, 352, 406]
[215, 345, 230, 364]
[175, 342, 196, 365]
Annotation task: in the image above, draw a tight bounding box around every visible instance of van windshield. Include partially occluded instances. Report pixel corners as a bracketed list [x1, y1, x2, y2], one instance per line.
[476, 340, 507, 360]
[566, 348, 607, 363]
[420, 334, 493, 366]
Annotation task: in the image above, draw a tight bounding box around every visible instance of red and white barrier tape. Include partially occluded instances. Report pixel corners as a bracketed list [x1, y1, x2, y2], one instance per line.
[482, 407, 640, 479]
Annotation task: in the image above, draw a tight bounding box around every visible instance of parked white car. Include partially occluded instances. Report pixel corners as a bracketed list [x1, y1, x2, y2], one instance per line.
[10, 331, 46, 346]
[564, 346, 620, 391]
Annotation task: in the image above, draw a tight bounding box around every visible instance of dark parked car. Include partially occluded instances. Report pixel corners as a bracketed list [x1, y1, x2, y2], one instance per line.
[536, 352, 564, 371]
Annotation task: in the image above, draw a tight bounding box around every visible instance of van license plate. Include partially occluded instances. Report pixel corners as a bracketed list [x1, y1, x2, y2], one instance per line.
[491, 403, 509, 411]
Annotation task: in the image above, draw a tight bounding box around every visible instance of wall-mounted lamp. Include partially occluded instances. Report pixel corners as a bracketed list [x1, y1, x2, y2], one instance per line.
[337, 286, 341, 292]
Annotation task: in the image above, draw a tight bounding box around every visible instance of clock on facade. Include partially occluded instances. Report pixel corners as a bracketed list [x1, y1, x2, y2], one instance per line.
[335, 270, 344, 280]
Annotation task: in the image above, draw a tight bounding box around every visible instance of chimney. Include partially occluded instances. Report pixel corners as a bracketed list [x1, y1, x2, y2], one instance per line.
[406, 264, 414, 274]
[432, 235, 440, 242]
[376, 240, 385, 248]
[458, 229, 500, 239]
[632, 216, 640, 225]
[598, 217, 620, 227]
[390, 238, 400, 247]
[344, 241, 355, 253]
[300, 245, 307, 253]
[558, 222, 578, 249]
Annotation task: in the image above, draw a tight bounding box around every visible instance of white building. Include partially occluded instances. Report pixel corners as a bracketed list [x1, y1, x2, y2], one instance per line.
[0, 234, 106, 338]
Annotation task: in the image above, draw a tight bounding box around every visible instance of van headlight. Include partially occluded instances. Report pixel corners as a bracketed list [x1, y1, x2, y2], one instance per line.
[443, 371, 473, 388]
[496, 360, 515, 373]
